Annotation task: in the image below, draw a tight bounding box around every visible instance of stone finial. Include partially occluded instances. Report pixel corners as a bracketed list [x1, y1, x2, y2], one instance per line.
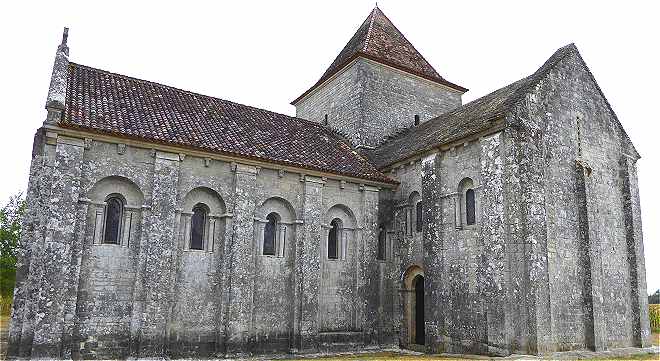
[61, 27, 69, 47]
[45, 27, 70, 118]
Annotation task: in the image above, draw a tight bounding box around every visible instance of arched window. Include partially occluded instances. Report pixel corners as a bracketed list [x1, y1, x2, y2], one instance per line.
[465, 189, 476, 226]
[103, 196, 123, 244]
[377, 226, 386, 261]
[328, 218, 341, 260]
[190, 204, 207, 250]
[263, 212, 278, 256]
[457, 178, 477, 228]
[408, 192, 420, 235]
[415, 201, 423, 233]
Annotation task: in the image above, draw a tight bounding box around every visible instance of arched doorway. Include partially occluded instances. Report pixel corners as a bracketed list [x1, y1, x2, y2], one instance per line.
[413, 275, 425, 345]
[402, 265, 424, 349]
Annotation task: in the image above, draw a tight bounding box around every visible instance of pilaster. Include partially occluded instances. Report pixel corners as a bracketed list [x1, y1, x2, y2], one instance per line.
[130, 151, 180, 357]
[30, 136, 85, 358]
[621, 157, 651, 347]
[576, 160, 606, 351]
[293, 176, 324, 352]
[419, 152, 441, 352]
[224, 164, 258, 356]
[360, 185, 380, 346]
[509, 123, 553, 354]
[8, 129, 54, 358]
[478, 133, 509, 355]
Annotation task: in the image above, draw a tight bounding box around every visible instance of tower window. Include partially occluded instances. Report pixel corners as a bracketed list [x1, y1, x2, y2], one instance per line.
[414, 115, 420, 126]
[324, 114, 329, 126]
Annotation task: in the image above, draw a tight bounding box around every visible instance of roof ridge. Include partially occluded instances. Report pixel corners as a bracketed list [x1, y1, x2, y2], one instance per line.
[69, 62, 337, 134]
[368, 7, 443, 80]
[362, 7, 378, 52]
[504, 43, 577, 107]
[291, 7, 466, 104]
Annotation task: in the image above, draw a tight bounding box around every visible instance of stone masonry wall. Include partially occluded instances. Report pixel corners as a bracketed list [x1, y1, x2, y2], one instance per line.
[295, 63, 363, 145]
[505, 49, 650, 352]
[9, 133, 392, 360]
[386, 136, 507, 354]
[295, 58, 462, 148]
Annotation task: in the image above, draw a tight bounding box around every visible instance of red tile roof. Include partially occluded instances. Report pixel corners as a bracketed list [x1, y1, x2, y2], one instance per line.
[292, 7, 466, 105]
[61, 62, 395, 184]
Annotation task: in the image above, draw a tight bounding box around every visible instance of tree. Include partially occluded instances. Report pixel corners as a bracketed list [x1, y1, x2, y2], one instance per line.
[0, 192, 25, 298]
[649, 289, 660, 305]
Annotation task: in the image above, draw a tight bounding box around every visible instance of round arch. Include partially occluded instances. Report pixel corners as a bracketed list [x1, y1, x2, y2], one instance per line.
[403, 264, 424, 290]
[88, 175, 144, 207]
[325, 204, 357, 228]
[259, 196, 296, 223]
[182, 186, 226, 215]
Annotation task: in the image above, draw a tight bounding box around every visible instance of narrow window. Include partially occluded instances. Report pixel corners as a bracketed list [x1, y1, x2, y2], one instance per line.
[263, 212, 278, 256]
[414, 114, 420, 126]
[377, 227, 386, 261]
[415, 201, 423, 233]
[328, 219, 340, 259]
[190, 204, 207, 250]
[103, 196, 123, 244]
[405, 210, 411, 235]
[324, 114, 329, 126]
[465, 189, 476, 226]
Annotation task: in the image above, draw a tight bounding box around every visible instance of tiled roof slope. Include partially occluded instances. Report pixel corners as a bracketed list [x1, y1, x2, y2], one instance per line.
[364, 44, 578, 168]
[61, 63, 395, 184]
[292, 7, 466, 104]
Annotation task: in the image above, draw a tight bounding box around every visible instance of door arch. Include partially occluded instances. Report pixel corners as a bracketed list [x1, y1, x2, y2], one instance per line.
[402, 265, 425, 348]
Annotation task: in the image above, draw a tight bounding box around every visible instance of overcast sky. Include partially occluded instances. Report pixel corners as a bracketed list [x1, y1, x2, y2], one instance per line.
[1, 1, 658, 293]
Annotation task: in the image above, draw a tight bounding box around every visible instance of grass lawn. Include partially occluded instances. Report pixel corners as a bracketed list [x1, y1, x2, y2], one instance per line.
[280, 350, 659, 361]
[280, 336, 660, 361]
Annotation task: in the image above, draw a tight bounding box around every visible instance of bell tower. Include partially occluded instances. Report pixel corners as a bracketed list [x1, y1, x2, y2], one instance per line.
[292, 7, 466, 148]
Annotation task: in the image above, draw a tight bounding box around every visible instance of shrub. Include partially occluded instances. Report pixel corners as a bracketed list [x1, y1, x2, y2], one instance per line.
[0, 295, 11, 316]
[650, 304, 660, 333]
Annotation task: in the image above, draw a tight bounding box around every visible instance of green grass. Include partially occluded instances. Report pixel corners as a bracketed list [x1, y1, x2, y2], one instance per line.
[279, 351, 659, 361]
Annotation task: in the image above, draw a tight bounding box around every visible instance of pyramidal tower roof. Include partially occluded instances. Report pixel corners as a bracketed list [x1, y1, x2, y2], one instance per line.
[293, 6, 467, 104]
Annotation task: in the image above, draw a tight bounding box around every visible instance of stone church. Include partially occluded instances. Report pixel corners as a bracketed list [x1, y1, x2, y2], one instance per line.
[8, 6, 651, 360]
